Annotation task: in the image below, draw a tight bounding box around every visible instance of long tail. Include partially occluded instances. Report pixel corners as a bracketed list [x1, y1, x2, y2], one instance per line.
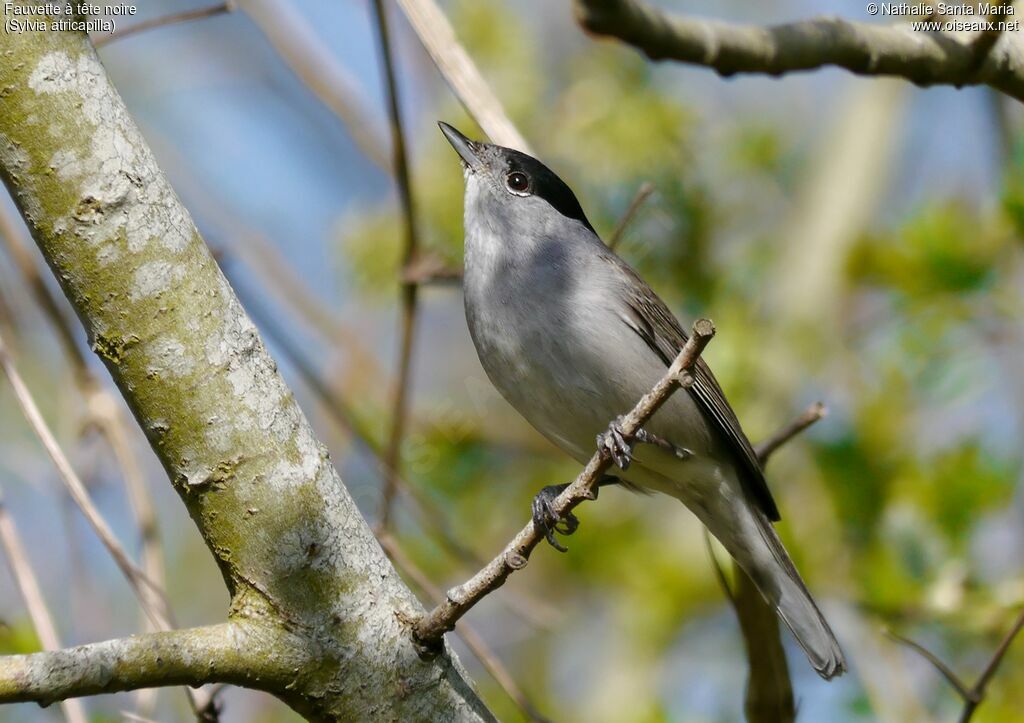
[708, 498, 847, 679]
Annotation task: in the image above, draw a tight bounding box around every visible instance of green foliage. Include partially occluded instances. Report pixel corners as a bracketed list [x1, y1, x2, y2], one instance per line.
[0, 618, 40, 656]
[917, 443, 1015, 542]
[1002, 139, 1024, 240]
[727, 123, 789, 179]
[849, 202, 1004, 300]
[329, 8, 1024, 716]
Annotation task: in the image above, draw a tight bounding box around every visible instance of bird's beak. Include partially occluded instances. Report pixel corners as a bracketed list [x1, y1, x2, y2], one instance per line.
[438, 122, 480, 170]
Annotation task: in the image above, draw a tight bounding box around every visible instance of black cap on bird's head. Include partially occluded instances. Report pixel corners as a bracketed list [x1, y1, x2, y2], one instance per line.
[438, 121, 595, 233]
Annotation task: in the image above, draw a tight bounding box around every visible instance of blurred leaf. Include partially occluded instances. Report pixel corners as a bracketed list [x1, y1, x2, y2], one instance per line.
[1002, 138, 1024, 241]
[849, 202, 1003, 299]
[917, 443, 1015, 542]
[0, 618, 40, 655]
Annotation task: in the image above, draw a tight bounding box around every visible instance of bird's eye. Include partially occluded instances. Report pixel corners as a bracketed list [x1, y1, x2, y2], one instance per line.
[506, 171, 530, 194]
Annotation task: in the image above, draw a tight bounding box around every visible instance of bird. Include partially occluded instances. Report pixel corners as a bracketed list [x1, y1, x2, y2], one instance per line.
[439, 121, 846, 680]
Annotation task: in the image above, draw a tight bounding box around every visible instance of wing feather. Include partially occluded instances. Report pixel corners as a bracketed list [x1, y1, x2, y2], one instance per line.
[608, 254, 781, 521]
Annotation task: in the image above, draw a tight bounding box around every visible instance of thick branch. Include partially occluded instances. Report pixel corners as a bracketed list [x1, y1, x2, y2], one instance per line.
[574, 0, 1024, 103]
[413, 319, 715, 646]
[0, 623, 292, 707]
[0, 15, 489, 721]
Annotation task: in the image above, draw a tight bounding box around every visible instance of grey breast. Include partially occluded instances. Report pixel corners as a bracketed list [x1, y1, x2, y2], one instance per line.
[463, 227, 668, 461]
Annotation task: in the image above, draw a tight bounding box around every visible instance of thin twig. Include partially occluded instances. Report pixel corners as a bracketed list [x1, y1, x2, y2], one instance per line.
[885, 607, 1024, 723]
[1, 203, 172, 623]
[607, 181, 655, 250]
[884, 628, 976, 701]
[379, 534, 550, 723]
[240, 0, 390, 170]
[371, 0, 424, 533]
[959, 608, 1024, 722]
[395, 0, 533, 153]
[0, 279, 15, 339]
[0, 331, 200, 718]
[400, 252, 464, 285]
[988, 90, 1014, 164]
[91, 393, 171, 718]
[0, 330, 171, 631]
[1, 203, 192, 714]
[413, 319, 715, 647]
[0, 199, 87, 376]
[734, 566, 795, 723]
[867, 444, 1024, 713]
[0, 492, 89, 723]
[93, 2, 234, 48]
[753, 401, 827, 462]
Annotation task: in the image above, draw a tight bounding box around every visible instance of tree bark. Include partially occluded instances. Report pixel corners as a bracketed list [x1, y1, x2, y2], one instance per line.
[0, 10, 492, 722]
[574, 0, 1024, 102]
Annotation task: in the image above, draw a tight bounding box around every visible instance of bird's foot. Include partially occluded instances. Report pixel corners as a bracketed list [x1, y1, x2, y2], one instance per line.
[633, 428, 693, 461]
[531, 483, 579, 552]
[597, 416, 634, 469]
[597, 417, 693, 468]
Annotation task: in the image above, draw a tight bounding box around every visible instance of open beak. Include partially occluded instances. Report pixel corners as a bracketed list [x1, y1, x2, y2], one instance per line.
[438, 121, 480, 170]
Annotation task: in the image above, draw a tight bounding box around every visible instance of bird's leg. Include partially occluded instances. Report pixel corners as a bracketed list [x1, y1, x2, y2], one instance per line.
[598, 416, 693, 469]
[633, 428, 693, 461]
[597, 416, 634, 469]
[532, 475, 620, 552]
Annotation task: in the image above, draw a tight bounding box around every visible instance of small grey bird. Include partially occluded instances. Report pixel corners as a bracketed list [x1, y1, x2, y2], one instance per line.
[439, 122, 846, 680]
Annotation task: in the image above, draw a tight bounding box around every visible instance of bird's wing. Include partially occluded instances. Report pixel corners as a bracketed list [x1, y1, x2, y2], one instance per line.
[606, 254, 782, 521]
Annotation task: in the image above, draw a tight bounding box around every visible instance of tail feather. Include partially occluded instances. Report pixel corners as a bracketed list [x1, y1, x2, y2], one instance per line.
[743, 509, 847, 680]
[620, 459, 846, 678]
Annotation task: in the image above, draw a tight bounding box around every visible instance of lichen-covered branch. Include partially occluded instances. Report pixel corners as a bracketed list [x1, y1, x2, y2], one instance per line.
[0, 623, 294, 708]
[413, 319, 715, 647]
[0, 12, 490, 722]
[574, 0, 1024, 103]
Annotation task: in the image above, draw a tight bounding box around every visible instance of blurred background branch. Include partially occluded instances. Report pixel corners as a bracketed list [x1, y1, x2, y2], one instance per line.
[574, 0, 1024, 101]
[396, 0, 533, 151]
[0, 492, 89, 723]
[371, 0, 426, 534]
[93, 2, 235, 48]
[887, 608, 1024, 723]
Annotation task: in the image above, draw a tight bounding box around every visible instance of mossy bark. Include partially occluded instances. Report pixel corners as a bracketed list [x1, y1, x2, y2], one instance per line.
[0, 9, 491, 722]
